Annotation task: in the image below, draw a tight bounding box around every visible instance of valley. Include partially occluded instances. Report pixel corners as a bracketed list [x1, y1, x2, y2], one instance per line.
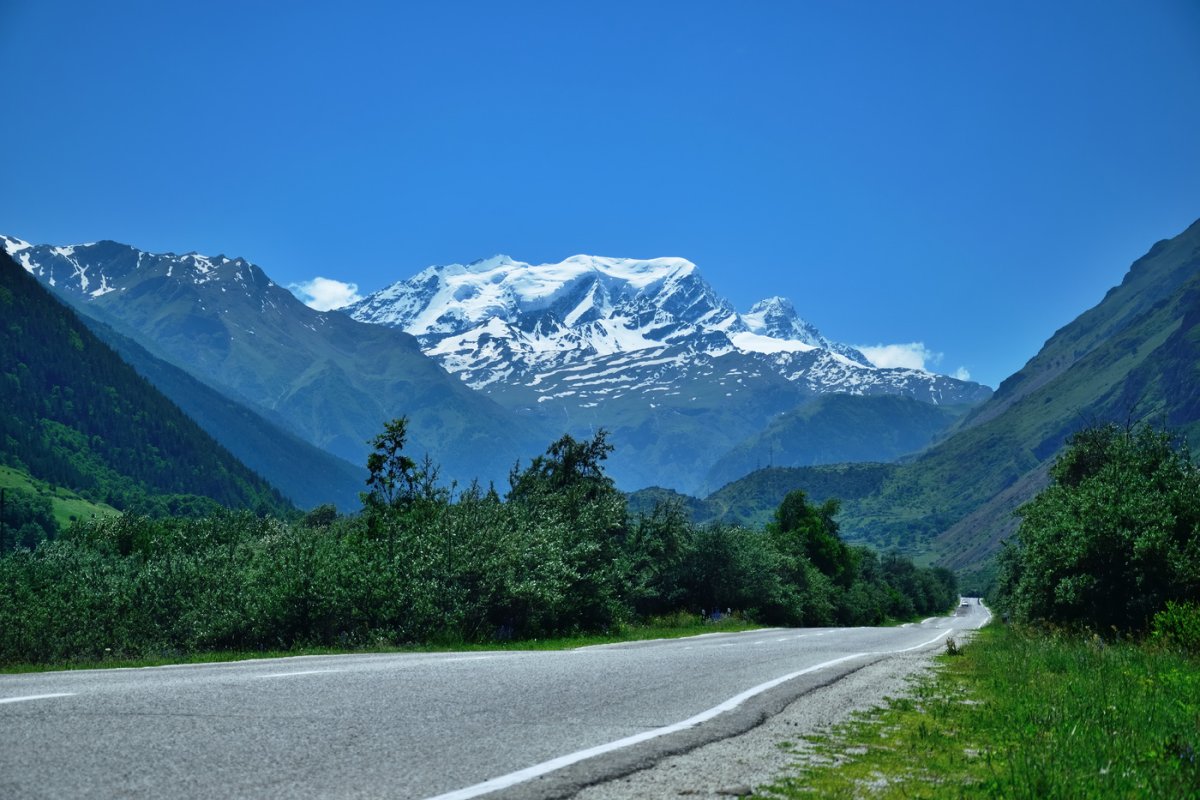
[4, 5, 1198, 797]
[4, 215, 1199, 583]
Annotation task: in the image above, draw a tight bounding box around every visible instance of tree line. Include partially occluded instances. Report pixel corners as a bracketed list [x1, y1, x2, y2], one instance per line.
[995, 422, 1199, 652]
[0, 422, 958, 664]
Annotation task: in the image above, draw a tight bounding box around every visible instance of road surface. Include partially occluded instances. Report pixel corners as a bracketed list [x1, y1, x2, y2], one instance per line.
[0, 599, 989, 799]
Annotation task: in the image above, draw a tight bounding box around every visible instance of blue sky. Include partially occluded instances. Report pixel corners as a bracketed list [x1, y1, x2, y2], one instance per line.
[2, 1, 1198, 388]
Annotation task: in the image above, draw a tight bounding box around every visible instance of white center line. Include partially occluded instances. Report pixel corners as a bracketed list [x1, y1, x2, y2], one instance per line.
[0, 693, 76, 704]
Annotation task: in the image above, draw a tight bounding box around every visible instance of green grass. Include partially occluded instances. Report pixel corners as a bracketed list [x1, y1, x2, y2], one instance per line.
[0, 465, 118, 530]
[758, 624, 1200, 799]
[0, 613, 762, 674]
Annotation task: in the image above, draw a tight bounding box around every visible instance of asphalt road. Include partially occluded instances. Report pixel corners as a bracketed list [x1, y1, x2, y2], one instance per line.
[0, 600, 989, 799]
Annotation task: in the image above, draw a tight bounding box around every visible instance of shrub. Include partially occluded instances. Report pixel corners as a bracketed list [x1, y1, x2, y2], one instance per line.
[1151, 601, 1200, 656]
[997, 423, 1200, 633]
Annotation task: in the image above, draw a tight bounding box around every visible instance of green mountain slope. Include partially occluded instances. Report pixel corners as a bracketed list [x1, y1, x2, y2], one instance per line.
[11, 240, 550, 490]
[643, 217, 1200, 580]
[85, 318, 367, 511]
[961, 223, 1200, 432]
[0, 250, 292, 517]
[629, 462, 896, 530]
[703, 394, 967, 492]
[932, 261, 1200, 572]
[839, 217, 1200, 568]
[0, 465, 117, 546]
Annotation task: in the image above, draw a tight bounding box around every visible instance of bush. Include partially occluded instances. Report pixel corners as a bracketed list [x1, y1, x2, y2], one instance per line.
[997, 423, 1200, 633]
[1152, 601, 1200, 656]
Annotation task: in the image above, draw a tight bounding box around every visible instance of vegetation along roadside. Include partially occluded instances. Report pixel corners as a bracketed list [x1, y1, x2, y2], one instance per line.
[0, 421, 956, 669]
[760, 420, 1200, 798]
[758, 622, 1199, 799]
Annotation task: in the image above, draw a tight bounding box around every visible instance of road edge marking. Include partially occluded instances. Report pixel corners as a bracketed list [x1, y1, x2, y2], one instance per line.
[421, 652, 868, 800]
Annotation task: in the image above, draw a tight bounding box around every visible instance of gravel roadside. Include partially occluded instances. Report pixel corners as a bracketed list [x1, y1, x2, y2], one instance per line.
[572, 636, 967, 799]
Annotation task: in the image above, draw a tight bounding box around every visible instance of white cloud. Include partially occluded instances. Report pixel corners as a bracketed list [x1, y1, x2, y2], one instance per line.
[952, 366, 971, 382]
[287, 277, 363, 311]
[855, 342, 943, 371]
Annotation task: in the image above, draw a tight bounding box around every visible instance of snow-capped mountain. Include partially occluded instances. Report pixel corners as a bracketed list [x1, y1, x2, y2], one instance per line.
[342, 253, 990, 492]
[1, 234, 549, 491]
[344, 253, 987, 407]
[2, 234, 264, 298]
[5, 233, 991, 495]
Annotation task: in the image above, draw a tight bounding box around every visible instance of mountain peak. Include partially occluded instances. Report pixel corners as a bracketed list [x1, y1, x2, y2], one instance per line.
[748, 295, 796, 315]
[1, 234, 33, 256]
[344, 252, 978, 399]
[464, 254, 517, 272]
[743, 294, 822, 341]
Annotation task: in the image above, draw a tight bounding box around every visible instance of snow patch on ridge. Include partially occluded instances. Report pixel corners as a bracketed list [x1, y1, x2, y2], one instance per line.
[730, 331, 818, 355]
[1, 235, 33, 256]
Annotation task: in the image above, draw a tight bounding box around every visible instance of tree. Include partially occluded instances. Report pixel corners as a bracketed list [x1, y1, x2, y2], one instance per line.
[505, 431, 628, 634]
[767, 489, 854, 587]
[624, 500, 694, 616]
[996, 423, 1200, 632]
[508, 430, 616, 504]
[362, 417, 418, 510]
[0, 488, 57, 550]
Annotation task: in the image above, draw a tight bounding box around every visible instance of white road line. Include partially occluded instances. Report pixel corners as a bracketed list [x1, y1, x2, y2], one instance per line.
[442, 656, 497, 664]
[882, 629, 953, 654]
[0, 693, 76, 705]
[423, 625, 975, 800]
[422, 651, 869, 800]
[252, 669, 340, 679]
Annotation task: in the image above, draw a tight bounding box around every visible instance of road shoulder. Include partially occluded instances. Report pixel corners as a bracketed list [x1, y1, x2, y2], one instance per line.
[571, 644, 951, 799]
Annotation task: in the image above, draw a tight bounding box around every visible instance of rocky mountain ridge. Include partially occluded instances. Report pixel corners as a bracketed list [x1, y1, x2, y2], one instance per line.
[344, 253, 989, 408]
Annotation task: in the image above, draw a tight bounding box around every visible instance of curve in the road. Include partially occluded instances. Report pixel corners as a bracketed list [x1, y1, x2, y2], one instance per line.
[427, 626, 960, 800]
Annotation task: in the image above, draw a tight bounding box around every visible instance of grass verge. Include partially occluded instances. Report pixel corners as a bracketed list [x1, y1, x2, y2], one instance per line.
[758, 623, 1200, 799]
[0, 614, 762, 673]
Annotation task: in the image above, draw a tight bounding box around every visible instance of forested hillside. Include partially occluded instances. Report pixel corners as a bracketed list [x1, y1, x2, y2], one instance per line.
[0, 250, 291, 521]
[85, 318, 366, 511]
